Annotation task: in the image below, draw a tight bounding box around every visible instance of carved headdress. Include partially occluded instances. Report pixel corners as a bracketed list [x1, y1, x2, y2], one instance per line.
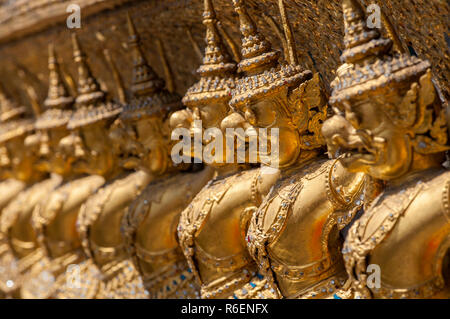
[330, 0, 431, 104]
[67, 33, 122, 129]
[182, 0, 237, 108]
[120, 13, 182, 122]
[229, 0, 312, 110]
[35, 44, 74, 130]
[331, 0, 447, 154]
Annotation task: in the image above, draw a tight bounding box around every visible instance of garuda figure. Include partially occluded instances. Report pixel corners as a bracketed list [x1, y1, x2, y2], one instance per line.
[0, 84, 45, 298]
[0, 87, 28, 215]
[177, 0, 279, 300]
[120, 10, 215, 298]
[74, 14, 181, 299]
[22, 34, 122, 299]
[0, 45, 77, 298]
[228, 0, 372, 299]
[323, 0, 450, 299]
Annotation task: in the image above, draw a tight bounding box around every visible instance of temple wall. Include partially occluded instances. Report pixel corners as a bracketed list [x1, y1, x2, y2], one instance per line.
[0, 0, 447, 110]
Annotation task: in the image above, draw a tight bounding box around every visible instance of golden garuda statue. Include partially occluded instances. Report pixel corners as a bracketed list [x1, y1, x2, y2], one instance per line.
[322, 0, 450, 299]
[176, 0, 287, 300]
[22, 34, 123, 299]
[0, 0, 446, 301]
[220, 0, 378, 299]
[0, 80, 48, 298]
[119, 10, 215, 298]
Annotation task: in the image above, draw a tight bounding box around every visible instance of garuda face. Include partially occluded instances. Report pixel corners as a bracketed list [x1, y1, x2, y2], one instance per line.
[107, 119, 143, 171]
[59, 120, 117, 177]
[6, 132, 40, 182]
[170, 100, 234, 168]
[121, 116, 172, 176]
[323, 70, 448, 181]
[232, 73, 328, 169]
[34, 127, 71, 176]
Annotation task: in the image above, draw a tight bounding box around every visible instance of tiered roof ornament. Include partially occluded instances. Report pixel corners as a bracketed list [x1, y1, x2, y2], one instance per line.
[120, 13, 182, 122]
[229, 0, 312, 110]
[35, 44, 74, 130]
[182, 0, 237, 107]
[67, 33, 122, 129]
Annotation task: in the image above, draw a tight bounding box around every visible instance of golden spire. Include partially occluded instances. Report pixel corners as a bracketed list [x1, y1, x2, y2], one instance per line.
[185, 27, 204, 63]
[232, 0, 279, 75]
[197, 0, 235, 76]
[182, 0, 237, 107]
[71, 33, 105, 106]
[102, 48, 127, 104]
[330, 0, 431, 105]
[278, 0, 298, 65]
[44, 44, 74, 109]
[229, 0, 311, 110]
[35, 45, 74, 130]
[216, 21, 241, 63]
[0, 82, 26, 122]
[0, 79, 34, 144]
[127, 12, 165, 97]
[121, 13, 182, 122]
[68, 33, 122, 130]
[380, 8, 405, 54]
[155, 38, 175, 94]
[340, 0, 391, 64]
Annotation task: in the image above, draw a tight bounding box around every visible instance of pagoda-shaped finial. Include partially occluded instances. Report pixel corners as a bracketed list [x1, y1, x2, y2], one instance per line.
[330, 0, 431, 106]
[71, 33, 105, 106]
[232, 0, 279, 75]
[0, 82, 26, 123]
[182, 0, 237, 107]
[229, 0, 311, 110]
[35, 44, 74, 130]
[340, 0, 392, 64]
[198, 0, 235, 76]
[67, 33, 122, 130]
[44, 44, 74, 110]
[121, 12, 182, 122]
[127, 12, 165, 97]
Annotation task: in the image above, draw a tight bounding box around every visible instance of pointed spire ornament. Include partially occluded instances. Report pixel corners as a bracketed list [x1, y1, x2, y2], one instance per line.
[329, 0, 431, 106]
[15, 65, 43, 118]
[278, 0, 298, 65]
[216, 21, 241, 63]
[102, 48, 127, 105]
[44, 44, 74, 110]
[340, 0, 391, 64]
[233, 0, 279, 75]
[155, 38, 175, 94]
[67, 33, 122, 129]
[35, 44, 74, 130]
[127, 12, 165, 96]
[182, 0, 237, 107]
[229, 0, 311, 110]
[121, 13, 182, 122]
[72, 33, 105, 106]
